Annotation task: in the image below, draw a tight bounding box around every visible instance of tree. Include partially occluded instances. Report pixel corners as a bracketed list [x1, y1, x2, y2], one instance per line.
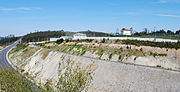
[56, 39, 64, 44]
[167, 30, 174, 35]
[175, 30, 180, 35]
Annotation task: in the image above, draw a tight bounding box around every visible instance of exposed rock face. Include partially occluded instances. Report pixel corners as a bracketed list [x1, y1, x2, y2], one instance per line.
[9, 45, 180, 91]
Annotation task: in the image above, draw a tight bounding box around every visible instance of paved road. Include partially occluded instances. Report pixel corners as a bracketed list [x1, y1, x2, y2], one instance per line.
[0, 40, 20, 69]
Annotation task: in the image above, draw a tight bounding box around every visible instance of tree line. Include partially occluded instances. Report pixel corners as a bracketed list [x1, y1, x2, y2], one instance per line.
[120, 39, 180, 50]
[22, 30, 65, 42]
[0, 37, 19, 46]
[134, 29, 180, 36]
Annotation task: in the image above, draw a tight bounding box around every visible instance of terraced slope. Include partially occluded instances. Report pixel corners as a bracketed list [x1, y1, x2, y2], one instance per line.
[8, 44, 180, 91]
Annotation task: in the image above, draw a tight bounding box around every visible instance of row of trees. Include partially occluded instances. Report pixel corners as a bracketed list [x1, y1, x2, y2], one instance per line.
[22, 30, 113, 42]
[79, 30, 110, 37]
[22, 31, 65, 42]
[120, 39, 180, 50]
[134, 29, 180, 36]
[0, 37, 19, 46]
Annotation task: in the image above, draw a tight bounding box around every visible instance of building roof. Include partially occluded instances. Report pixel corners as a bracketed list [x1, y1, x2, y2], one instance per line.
[121, 29, 131, 31]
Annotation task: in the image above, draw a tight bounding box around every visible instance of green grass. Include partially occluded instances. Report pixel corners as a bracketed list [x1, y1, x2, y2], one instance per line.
[0, 69, 39, 92]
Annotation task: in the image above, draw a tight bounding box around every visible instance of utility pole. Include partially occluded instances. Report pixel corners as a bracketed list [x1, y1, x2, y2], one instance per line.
[154, 26, 156, 42]
[116, 28, 119, 35]
[154, 26, 156, 38]
[130, 27, 133, 35]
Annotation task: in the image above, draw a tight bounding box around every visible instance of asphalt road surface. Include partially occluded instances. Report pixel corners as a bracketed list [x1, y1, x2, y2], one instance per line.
[0, 40, 20, 69]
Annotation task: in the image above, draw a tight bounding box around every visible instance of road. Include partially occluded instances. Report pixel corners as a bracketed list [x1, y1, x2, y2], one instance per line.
[0, 40, 20, 69]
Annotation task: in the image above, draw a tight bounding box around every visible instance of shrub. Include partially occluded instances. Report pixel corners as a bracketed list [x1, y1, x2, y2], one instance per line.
[118, 55, 122, 61]
[149, 52, 167, 57]
[134, 57, 137, 61]
[101, 38, 106, 43]
[109, 53, 113, 60]
[56, 39, 64, 44]
[140, 48, 143, 51]
[156, 65, 161, 67]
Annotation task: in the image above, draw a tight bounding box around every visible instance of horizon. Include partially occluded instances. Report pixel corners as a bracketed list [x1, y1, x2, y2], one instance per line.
[0, 0, 180, 36]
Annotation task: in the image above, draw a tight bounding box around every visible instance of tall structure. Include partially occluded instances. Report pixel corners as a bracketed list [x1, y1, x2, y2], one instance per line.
[130, 27, 133, 35]
[116, 28, 120, 35]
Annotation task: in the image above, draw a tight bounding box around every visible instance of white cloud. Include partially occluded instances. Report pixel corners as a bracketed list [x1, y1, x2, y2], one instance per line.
[158, 0, 180, 3]
[157, 14, 180, 18]
[0, 7, 40, 11]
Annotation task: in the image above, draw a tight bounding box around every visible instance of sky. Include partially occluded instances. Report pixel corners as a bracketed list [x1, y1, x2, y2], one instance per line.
[0, 0, 180, 36]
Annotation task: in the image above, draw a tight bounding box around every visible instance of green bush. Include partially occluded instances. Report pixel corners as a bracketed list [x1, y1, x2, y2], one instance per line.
[56, 39, 64, 44]
[109, 53, 113, 60]
[118, 55, 122, 61]
[149, 52, 167, 57]
[101, 38, 106, 43]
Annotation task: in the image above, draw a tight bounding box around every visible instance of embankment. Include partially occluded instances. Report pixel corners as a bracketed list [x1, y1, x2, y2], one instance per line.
[9, 44, 180, 91]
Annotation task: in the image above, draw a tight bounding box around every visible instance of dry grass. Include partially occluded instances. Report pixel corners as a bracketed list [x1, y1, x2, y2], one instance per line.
[40, 49, 50, 60]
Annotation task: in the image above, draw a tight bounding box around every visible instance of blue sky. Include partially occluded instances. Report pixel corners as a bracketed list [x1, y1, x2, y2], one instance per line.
[0, 0, 180, 36]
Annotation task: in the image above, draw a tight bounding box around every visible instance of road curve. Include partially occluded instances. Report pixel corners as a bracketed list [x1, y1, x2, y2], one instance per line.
[0, 40, 20, 69]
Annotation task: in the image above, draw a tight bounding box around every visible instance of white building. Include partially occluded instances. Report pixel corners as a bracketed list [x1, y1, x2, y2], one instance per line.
[50, 38, 61, 42]
[73, 33, 87, 39]
[121, 29, 132, 35]
[60, 36, 73, 40]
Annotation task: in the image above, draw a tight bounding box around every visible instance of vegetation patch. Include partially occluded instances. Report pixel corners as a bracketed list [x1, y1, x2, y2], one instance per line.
[117, 39, 180, 50]
[56, 58, 94, 92]
[0, 69, 39, 92]
[10, 43, 28, 54]
[96, 49, 104, 59]
[109, 53, 113, 60]
[38, 42, 146, 63]
[150, 52, 167, 57]
[118, 55, 122, 61]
